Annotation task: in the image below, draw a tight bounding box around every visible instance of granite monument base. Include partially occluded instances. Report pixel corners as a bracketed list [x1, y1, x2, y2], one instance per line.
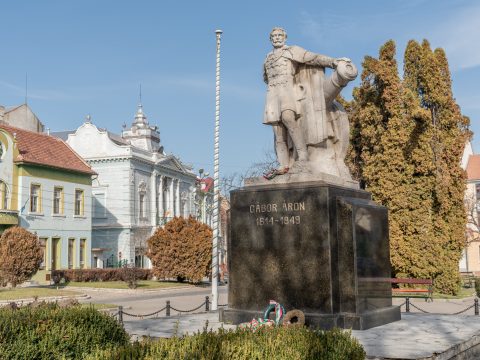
[221, 306, 400, 330]
[222, 180, 400, 330]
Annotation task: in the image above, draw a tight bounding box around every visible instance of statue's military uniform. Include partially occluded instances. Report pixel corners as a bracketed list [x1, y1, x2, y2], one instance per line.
[263, 45, 336, 126]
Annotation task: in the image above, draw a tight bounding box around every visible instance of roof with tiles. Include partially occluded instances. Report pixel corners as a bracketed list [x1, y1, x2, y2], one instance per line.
[0, 123, 95, 175]
[467, 155, 480, 181]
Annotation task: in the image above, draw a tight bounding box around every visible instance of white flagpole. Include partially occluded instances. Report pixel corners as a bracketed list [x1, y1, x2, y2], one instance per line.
[211, 29, 222, 311]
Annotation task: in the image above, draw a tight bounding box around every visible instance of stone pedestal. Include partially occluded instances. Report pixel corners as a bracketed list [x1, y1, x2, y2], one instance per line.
[221, 181, 400, 330]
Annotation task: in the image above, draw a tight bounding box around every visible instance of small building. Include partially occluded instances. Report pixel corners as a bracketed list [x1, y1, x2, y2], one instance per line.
[461, 140, 480, 274]
[0, 104, 45, 133]
[0, 123, 95, 283]
[55, 105, 198, 268]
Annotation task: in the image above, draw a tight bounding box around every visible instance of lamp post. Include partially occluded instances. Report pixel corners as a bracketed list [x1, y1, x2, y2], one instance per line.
[197, 168, 210, 224]
[211, 29, 222, 311]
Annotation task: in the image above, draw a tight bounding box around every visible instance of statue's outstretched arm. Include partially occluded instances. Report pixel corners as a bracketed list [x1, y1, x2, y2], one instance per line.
[302, 50, 337, 68]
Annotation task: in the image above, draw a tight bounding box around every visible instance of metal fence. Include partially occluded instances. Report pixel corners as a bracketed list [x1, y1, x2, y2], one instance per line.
[399, 297, 479, 315]
[113, 296, 228, 324]
[111, 297, 480, 325]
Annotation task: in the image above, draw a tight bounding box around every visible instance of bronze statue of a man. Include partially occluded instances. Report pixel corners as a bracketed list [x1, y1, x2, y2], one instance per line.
[263, 27, 357, 177]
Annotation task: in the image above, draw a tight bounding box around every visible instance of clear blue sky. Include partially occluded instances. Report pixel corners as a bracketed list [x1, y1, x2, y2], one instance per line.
[1, 0, 479, 177]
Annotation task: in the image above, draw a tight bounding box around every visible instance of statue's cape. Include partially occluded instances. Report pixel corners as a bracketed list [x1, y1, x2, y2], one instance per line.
[262, 45, 333, 145]
[295, 64, 331, 145]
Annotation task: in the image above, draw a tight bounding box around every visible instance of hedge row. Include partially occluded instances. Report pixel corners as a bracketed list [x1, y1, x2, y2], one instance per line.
[87, 326, 365, 360]
[0, 303, 129, 359]
[0, 303, 366, 359]
[51, 268, 152, 283]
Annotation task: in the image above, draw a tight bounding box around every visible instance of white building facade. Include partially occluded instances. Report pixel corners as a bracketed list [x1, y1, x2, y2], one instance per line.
[60, 106, 198, 268]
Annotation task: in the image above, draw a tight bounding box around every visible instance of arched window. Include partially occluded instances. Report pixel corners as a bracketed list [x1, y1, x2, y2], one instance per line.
[0, 180, 9, 210]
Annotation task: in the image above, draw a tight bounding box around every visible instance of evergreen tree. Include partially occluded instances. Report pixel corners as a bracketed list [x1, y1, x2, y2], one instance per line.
[348, 40, 418, 286]
[348, 39, 470, 294]
[403, 40, 471, 293]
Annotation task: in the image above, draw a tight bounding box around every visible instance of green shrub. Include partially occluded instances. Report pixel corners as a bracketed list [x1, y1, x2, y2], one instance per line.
[51, 268, 152, 284]
[0, 303, 129, 359]
[87, 326, 365, 360]
[147, 216, 213, 283]
[475, 277, 480, 298]
[0, 226, 43, 287]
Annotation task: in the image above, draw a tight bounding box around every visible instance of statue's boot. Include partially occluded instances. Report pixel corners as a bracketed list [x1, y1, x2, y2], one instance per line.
[275, 141, 290, 170]
[289, 126, 308, 162]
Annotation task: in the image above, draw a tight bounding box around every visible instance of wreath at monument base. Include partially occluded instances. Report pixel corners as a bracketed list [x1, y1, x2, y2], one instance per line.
[240, 301, 306, 332]
[283, 309, 305, 327]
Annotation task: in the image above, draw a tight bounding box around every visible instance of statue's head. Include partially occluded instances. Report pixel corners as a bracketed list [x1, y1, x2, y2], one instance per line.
[270, 27, 287, 48]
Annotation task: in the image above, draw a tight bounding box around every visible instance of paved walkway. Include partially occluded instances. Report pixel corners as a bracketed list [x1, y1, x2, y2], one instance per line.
[353, 313, 480, 359]
[81, 285, 229, 317]
[124, 312, 235, 340]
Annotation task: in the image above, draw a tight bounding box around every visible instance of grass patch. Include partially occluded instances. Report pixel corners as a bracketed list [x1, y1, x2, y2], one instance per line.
[433, 287, 476, 299]
[63, 280, 192, 290]
[0, 287, 80, 300]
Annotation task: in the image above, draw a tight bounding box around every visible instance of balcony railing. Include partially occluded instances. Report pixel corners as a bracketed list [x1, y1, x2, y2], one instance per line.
[0, 209, 19, 225]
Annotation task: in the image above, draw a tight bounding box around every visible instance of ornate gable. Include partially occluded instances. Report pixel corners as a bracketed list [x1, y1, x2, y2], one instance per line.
[157, 156, 190, 174]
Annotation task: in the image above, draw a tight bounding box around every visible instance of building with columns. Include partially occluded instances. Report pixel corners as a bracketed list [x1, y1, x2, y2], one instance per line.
[54, 105, 198, 268]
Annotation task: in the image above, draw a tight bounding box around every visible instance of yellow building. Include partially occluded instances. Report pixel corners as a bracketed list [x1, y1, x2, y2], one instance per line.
[0, 123, 95, 283]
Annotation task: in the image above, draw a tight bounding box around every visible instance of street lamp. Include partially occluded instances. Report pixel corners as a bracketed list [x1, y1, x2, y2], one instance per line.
[196, 169, 210, 224]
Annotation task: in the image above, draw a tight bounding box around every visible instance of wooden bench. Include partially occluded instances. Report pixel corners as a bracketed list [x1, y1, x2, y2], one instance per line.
[391, 278, 433, 302]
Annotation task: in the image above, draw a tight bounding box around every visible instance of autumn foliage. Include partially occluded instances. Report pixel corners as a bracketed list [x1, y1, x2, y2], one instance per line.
[0, 227, 43, 287]
[147, 217, 212, 283]
[348, 40, 470, 294]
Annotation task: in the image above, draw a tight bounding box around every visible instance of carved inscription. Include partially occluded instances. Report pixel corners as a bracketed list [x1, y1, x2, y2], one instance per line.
[250, 201, 306, 226]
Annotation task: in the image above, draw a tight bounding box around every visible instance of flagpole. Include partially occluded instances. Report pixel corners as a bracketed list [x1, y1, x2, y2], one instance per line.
[211, 29, 222, 311]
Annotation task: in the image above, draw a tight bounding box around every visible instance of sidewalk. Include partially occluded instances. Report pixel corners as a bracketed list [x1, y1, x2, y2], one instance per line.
[0, 293, 90, 306]
[124, 311, 236, 340]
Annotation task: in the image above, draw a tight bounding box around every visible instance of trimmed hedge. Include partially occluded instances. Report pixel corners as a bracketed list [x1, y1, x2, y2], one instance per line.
[0, 303, 129, 359]
[87, 326, 366, 360]
[51, 268, 152, 283]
